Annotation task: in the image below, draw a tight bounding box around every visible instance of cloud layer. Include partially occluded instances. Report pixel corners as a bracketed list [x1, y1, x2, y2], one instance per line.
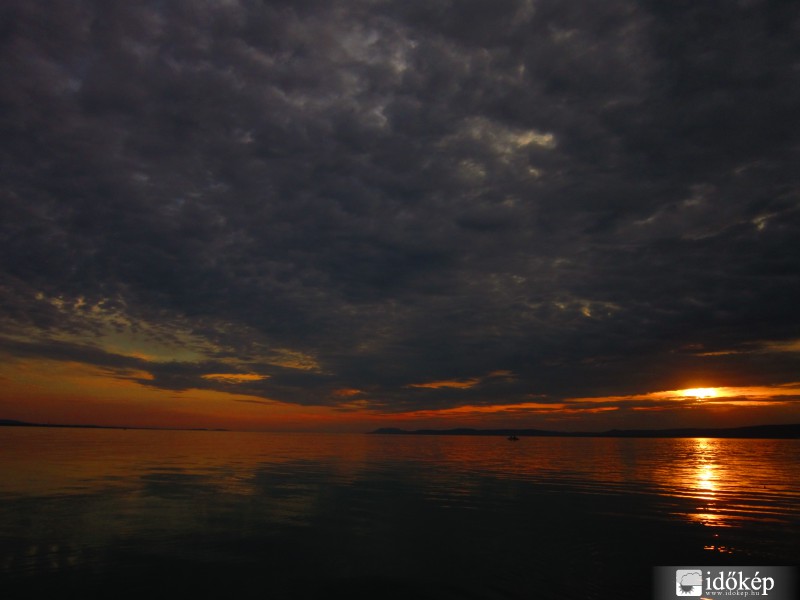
[2, 0, 799, 419]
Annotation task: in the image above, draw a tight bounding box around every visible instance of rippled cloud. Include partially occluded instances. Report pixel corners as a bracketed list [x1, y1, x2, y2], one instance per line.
[1, 0, 799, 425]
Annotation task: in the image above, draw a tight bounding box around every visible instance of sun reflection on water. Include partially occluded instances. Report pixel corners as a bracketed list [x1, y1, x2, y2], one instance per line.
[687, 438, 724, 526]
[697, 465, 716, 493]
[695, 439, 717, 496]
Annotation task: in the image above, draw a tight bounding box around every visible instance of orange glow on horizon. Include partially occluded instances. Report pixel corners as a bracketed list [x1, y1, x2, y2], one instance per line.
[568, 383, 800, 405]
[681, 387, 720, 399]
[2, 351, 799, 433]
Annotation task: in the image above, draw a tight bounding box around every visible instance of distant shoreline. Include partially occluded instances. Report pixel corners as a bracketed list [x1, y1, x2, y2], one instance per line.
[370, 424, 800, 439]
[0, 419, 227, 432]
[3, 419, 798, 438]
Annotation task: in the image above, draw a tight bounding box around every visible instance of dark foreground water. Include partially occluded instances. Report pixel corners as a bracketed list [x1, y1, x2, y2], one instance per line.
[1, 429, 798, 598]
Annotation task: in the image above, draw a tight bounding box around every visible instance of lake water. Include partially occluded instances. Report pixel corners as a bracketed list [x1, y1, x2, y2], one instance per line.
[1, 428, 798, 598]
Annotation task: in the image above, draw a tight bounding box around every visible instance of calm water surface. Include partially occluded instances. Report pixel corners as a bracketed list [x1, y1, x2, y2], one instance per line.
[1, 429, 798, 598]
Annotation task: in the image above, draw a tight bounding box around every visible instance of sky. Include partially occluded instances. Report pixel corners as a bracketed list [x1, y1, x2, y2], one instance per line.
[1, 0, 799, 432]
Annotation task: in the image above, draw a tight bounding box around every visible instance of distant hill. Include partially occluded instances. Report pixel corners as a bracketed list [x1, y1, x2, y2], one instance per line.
[370, 424, 800, 439]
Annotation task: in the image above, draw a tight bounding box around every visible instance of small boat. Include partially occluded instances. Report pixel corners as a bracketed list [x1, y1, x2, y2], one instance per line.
[507, 435, 519, 441]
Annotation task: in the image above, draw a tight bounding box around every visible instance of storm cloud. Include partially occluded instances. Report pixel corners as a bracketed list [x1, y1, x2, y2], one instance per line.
[1, 0, 799, 416]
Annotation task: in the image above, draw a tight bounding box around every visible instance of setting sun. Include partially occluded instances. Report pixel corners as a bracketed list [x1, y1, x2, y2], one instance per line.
[681, 387, 720, 399]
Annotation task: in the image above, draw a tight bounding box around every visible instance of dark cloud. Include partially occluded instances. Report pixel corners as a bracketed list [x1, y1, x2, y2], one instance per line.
[1, 0, 799, 416]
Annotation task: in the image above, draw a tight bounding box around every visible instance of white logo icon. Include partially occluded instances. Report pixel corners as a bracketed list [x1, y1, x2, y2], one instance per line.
[676, 570, 703, 596]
